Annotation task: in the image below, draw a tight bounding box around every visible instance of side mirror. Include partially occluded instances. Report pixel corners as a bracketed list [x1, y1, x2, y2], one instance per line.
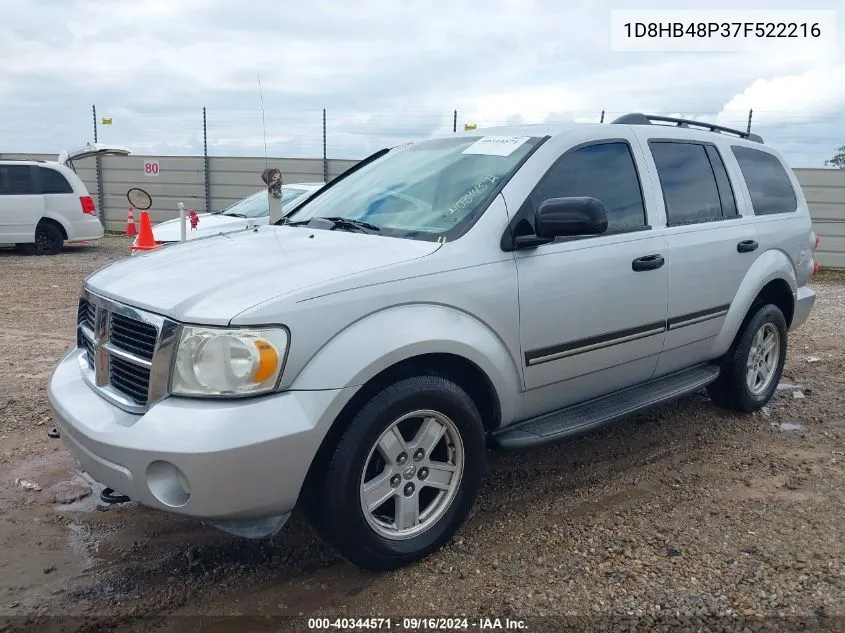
[535, 196, 608, 238]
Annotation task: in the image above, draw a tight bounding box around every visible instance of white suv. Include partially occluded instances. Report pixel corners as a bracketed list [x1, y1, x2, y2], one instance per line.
[0, 143, 129, 255]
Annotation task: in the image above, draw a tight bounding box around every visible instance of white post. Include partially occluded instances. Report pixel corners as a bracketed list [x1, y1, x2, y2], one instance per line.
[178, 202, 186, 242]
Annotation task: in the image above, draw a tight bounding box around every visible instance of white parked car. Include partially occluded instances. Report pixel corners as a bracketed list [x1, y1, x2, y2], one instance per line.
[144, 183, 324, 245]
[0, 143, 130, 255]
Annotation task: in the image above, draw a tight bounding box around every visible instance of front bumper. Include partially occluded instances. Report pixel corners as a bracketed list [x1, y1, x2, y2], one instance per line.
[790, 285, 816, 331]
[48, 348, 355, 524]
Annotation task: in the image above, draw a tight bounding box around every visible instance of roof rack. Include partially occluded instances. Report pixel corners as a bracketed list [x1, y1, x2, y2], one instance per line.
[611, 113, 764, 144]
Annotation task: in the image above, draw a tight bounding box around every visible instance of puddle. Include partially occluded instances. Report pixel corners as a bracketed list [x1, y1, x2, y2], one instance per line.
[773, 422, 806, 432]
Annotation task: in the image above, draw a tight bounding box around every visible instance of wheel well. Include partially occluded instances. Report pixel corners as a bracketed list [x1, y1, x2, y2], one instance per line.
[753, 278, 794, 328]
[38, 217, 67, 240]
[302, 353, 501, 492]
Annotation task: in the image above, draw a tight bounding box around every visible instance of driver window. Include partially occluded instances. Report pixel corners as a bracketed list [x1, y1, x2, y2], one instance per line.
[529, 142, 647, 233]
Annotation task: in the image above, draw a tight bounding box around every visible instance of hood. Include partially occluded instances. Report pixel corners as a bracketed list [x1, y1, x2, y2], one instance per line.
[152, 213, 266, 242]
[87, 226, 440, 324]
[58, 142, 131, 165]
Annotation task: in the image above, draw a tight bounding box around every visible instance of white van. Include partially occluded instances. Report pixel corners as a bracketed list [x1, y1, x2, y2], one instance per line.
[0, 143, 129, 255]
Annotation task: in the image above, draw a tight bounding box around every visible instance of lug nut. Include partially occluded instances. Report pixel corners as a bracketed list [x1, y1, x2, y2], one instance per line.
[390, 474, 401, 488]
[403, 483, 415, 496]
[397, 452, 408, 466]
[414, 448, 425, 461]
[418, 467, 429, 481]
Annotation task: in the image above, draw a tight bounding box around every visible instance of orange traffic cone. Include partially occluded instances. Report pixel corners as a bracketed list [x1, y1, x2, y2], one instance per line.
[125, 207, 137, 237]
[130, 211, 160, 253]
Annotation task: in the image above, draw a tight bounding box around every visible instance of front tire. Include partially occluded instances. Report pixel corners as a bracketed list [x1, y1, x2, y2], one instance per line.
[303, 376, 485, 571]
[708, 303, 788, 412]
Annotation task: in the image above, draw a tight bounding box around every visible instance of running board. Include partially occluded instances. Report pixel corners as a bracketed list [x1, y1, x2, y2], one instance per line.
[491, 364, 720, 450]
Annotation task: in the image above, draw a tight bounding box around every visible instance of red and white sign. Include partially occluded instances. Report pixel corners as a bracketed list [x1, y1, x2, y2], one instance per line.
[143, 160, 160, 177]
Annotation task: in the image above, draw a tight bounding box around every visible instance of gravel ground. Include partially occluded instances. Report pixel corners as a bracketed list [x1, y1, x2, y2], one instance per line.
[0, 237, 843, 633]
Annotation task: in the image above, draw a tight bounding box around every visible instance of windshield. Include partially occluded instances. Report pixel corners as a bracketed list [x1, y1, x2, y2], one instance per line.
[286, 135, 543, 241]
[222, 187, 310, 218]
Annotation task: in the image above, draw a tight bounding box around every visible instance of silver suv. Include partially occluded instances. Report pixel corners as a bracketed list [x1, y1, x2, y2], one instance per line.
[48, 114, 818, 570]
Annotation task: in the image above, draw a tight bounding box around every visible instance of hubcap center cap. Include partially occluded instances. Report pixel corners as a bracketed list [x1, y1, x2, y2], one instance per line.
[403, 464, 416, 480]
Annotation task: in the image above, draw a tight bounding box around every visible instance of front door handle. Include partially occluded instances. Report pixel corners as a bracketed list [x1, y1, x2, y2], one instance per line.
[632, 254, 665, 272]
[737, 240, 759, 253]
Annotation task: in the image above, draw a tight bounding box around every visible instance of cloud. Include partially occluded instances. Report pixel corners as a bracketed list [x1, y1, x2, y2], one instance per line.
[0, 0, 843, 166]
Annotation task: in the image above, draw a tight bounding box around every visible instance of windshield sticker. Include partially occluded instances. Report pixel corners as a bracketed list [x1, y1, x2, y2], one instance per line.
[448, 176, 500, 216]
[462, 136, 530, 157]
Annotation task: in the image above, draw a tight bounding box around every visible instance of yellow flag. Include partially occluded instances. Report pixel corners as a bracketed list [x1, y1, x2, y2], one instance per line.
[464, 123, 477, 131]
[101, 117, 113, 125]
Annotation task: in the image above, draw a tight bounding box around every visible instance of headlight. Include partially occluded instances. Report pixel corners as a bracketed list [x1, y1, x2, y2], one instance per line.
[171, 326, 289, 397]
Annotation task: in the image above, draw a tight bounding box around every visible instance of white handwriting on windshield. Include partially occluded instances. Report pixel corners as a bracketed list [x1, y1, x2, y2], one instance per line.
[447, 176, 500, 216]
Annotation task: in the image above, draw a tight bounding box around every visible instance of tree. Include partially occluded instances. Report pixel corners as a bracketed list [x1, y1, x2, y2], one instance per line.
[826, 146, 845, 168]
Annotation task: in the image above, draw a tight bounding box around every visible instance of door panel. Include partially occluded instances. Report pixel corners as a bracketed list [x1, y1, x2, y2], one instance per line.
[636, 136, 760, 377]
[516, 231, 670, 392]
[0, 165, 42, 243]
[656, 220, 759, 376]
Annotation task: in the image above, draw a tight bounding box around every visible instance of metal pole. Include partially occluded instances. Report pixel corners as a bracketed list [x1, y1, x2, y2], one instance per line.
[746, 109, 753, 134]
[93, 105, 106, 227]
[600, 110, 605, 123]
[322, 108, 328, 182]
[203, 107, 211, 213]
[178, 203, 186, 242]
[453, 110, 457, 133]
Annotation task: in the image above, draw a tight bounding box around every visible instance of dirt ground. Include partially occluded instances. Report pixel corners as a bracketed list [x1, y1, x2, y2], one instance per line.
[1, 236, 844, 633]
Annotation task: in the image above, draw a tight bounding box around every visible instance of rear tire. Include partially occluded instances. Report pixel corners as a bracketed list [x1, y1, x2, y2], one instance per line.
[708, 303, 787, 412]
[33, 221, 64, 255]
[302, 375, 485, 571]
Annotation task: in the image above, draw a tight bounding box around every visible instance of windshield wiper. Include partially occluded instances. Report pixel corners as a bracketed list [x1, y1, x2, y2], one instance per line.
[223, 212, 248, 218]
[285, 216, 380, 233]
[321, 216, 380, 233]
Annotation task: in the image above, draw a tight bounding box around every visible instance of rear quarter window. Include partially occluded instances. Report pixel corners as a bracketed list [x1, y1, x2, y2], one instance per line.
[38, 167, 74, 194]
[731, 146, 798, 215]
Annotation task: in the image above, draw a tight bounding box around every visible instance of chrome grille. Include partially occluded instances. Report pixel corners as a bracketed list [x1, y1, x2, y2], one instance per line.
[110, 356, 151, 404]
[75, 290, 180, 413]
[110, 313, 157, 360]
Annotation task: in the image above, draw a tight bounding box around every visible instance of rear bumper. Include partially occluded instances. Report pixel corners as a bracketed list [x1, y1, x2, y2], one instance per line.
[66, 216, 104, 241]
[791, 285, 816, 331]
[48, 348, 356, 521]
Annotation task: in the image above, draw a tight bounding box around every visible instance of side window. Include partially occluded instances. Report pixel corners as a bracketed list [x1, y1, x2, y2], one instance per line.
[0, 165, 36, 196]
[731, 146, 798, 215]
[530, 142, 646, 232]
[649, 142, 724, 225]
[38, 167, 74, 194]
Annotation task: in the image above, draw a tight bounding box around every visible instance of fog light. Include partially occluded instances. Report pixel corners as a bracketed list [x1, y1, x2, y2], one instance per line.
[146, 460, 191, 507]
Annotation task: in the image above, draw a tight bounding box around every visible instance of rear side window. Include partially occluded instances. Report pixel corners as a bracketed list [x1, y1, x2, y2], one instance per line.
[650, 141, 735, 225]
[38, 167, 74, 194]
[0, 165, 36, 195]
[530, 141, 646, 232]
[731, 146, 798, 215]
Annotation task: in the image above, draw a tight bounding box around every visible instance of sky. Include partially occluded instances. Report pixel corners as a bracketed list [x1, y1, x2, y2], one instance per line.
[1, 0, 844, 167]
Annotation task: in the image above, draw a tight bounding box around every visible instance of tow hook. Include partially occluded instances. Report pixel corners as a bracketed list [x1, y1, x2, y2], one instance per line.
[101, 488, 131, 504]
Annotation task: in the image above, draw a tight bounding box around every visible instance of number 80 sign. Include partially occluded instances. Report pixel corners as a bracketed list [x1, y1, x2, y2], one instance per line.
[143, 160, 160, 177]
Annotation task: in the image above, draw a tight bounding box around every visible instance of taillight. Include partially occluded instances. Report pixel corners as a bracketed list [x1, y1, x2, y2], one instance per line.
[80, 196, 96, 215]
[815, 235, 821, 250]
[812, 258, 820, 278]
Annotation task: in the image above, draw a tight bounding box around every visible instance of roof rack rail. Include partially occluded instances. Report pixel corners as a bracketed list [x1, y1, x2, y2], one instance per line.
[611, 113, 764, 144]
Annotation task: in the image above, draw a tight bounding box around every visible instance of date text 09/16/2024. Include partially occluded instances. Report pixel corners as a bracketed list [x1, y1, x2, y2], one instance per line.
[307, 617, 528, 630]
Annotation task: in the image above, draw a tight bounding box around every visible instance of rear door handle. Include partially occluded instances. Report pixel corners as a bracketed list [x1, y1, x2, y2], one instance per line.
[737, 240, 759, 253]
[632, 254, 665, 272]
